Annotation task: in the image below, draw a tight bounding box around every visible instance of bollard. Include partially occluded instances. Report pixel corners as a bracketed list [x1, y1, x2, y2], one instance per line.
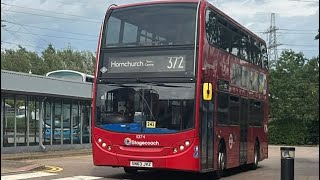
[280, 147, 295, 180]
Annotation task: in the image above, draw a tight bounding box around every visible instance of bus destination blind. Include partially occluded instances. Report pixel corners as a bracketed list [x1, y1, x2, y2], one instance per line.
[107, 55, 187, 73]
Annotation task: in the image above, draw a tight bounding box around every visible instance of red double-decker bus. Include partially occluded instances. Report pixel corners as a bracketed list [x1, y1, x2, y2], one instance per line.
[92, 0, 268, 178]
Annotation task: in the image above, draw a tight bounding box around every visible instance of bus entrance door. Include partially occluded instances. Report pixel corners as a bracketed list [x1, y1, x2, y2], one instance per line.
[200, 97, 214, 170]
[239, 98, 249, 164]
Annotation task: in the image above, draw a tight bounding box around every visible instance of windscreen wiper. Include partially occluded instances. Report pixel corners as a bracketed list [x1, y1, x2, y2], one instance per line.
[97, 78, 140, 87]
[135, 78, 189, 88]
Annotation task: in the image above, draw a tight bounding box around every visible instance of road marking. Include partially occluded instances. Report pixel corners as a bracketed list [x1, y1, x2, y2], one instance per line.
[52, 176, 103, 180]
[1, 172, 57, 180]
[44, 165, 64, 173]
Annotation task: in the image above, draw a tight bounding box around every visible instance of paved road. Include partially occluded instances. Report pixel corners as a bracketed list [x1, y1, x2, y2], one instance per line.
[1, 146, 318, 180]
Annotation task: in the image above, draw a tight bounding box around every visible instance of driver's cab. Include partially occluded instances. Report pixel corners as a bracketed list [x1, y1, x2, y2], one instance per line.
[101, 87, 159, 124]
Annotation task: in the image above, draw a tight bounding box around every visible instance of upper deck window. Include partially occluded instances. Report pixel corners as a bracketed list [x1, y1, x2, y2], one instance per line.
[104, 3, 197, 48]
[205, 8, 268, 69]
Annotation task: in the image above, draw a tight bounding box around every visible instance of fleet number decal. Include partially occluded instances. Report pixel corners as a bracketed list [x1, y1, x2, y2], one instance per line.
[146, 121, 156, 128]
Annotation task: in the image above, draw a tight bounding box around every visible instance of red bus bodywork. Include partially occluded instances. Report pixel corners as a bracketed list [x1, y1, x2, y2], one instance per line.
[92, 0, 268, 173]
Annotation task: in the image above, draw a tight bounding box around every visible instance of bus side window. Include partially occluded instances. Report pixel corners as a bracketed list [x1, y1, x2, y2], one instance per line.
[217, 92, 229, 125]
[229, 96, 240, 125]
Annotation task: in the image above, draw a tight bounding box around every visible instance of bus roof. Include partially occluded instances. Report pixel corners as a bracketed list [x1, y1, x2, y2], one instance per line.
[109, 0, 198, 10]
[108, 0, 265, 43]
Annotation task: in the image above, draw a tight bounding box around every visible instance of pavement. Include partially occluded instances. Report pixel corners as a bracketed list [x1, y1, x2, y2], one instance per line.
[1, 148, 92, 175]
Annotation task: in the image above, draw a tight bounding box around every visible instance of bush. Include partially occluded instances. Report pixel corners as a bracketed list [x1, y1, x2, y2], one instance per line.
[268, 119, 308, 145]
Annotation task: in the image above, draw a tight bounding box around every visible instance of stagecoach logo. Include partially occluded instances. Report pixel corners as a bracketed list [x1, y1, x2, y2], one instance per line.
[124, 137, 132, 146]
[229, 134, 234, 150]
[124, 137, 160, 146]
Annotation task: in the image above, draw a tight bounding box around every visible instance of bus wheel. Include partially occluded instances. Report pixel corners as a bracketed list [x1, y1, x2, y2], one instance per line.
[123, 167, 138, 174]
[215, 143, 226, 179]
[250, 142, 259, 170]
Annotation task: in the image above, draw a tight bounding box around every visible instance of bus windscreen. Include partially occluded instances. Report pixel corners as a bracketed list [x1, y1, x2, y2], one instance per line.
[104, 3, 197, 47]
[95, 82, 195, 134]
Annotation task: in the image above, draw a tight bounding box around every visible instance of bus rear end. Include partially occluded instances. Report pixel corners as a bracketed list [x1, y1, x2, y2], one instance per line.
[92, 1, 202, 172]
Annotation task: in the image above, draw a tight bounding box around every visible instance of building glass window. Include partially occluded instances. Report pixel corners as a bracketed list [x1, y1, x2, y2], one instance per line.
[1, 92, 92, 148]
[29, 96, 40, 146]
[63, 100, 71, 144]
[3, 96, 15, 147]
[72, 102, 80, 144]
[16, 95, 27, 146]
[82, 102, 91, 144]
[53, 100, 62, 144]
[44, 99, 52, 145]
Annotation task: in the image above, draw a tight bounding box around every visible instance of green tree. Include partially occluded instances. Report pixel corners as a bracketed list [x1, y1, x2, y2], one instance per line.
[80, 50, 95, 74]
[1, 45, 95, 75]
[56, 48, 95, 75]
[42, 44, 63, 73]
[269, 50, 319, 145]
[1, 46, 38, 73]
[302, 56, 319, 144]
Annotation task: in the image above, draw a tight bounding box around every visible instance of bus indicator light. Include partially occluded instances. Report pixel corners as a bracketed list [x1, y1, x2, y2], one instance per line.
[193, 151, 199, 159]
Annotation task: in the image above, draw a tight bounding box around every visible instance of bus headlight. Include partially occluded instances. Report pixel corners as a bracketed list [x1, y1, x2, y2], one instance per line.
[95, 136, 112, 151]
[171, 138, 194, 154]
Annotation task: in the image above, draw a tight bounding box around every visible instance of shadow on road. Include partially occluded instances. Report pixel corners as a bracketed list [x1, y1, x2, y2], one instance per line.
[102, 165, 262, 180]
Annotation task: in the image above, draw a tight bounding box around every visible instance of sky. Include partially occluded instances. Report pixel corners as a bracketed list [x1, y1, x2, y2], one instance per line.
[1, 0, 319, 59]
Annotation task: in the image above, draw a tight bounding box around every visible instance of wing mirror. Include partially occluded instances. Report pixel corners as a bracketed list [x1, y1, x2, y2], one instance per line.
[203, 82, 212, 101]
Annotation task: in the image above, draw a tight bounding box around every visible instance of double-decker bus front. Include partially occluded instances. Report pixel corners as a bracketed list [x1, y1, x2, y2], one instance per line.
[92, 2, 201, 172]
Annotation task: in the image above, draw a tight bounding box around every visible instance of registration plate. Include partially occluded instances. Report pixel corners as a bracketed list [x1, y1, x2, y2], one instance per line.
[130, 161, 153, 168]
